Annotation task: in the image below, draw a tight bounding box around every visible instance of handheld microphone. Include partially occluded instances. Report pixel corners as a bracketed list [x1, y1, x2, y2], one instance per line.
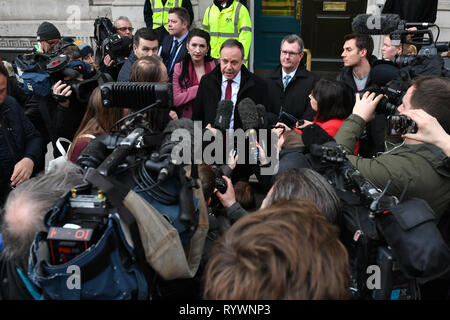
[255, 104, 268, 129]
[213, 100, 234, 131]
[352, 14, 436, 36]
[237, 98, 260, 164]
[237, 97, 259, 131]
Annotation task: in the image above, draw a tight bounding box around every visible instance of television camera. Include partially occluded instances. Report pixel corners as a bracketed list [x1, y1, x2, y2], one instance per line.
[93, 17, 132, 67]
[303, 124, 450, 300]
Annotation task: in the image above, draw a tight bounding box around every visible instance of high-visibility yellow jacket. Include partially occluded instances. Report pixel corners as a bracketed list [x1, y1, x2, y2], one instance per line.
[201, 1, 252, 65]
[149, 0, 182, 32]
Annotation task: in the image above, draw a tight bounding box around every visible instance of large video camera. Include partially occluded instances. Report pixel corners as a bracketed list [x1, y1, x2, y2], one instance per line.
[94, 17, 132, 66]
[15, 45, 103, 103]
[352, 13, 449, 73]
[48, 82, 200, 262]
[304, 127, 450, 299]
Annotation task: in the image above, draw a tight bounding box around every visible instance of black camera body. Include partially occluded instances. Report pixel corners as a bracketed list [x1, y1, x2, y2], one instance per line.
[358, 84, 404, 115]
[94, 16, 132, 66]
[102, 33, 132, 64]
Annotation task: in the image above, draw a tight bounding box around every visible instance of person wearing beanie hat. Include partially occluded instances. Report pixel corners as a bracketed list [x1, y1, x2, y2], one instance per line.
[36, 21, 61, 53]
[74, 40, 95, 72]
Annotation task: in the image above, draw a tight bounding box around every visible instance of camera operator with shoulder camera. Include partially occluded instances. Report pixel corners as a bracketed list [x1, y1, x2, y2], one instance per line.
[334, 76, 450, 221]
[96, 17, 134, 81]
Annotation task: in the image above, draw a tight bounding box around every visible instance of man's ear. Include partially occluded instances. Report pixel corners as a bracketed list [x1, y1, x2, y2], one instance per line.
[133, 44, 137, 54]
[360, 48, 367, 58]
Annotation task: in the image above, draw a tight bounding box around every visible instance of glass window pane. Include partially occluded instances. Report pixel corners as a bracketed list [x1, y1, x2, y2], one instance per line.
[262, 0, 295, 16]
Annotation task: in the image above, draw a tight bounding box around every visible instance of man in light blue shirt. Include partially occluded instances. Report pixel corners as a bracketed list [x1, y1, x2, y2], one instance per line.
[159, 7, 190, 81]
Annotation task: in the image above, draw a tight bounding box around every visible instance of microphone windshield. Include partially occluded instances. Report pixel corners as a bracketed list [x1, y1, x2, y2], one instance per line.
[76, 138, 109, 168]
[255, 104, 268, 129]
[352, 14, 402, 35]
[214, 100, 234, 131]
[237, 97, 259, 131]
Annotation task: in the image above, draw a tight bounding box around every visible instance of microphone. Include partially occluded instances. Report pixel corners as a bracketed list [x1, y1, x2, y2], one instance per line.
[213, 100, 234, 131]
[352, 14, 436, 36]
[255, 104, 268, 129]
[76, 138, 109, 169]
[352, 14, 402, 35]
[237, 97, 259, 131]
[237, 98, 260, 164]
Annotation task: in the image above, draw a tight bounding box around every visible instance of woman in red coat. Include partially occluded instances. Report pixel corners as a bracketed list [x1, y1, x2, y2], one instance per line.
[299, 78, 359, 154]
[172, 28, 217, 119]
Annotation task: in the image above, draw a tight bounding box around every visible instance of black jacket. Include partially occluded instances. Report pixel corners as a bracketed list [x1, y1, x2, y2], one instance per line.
[193, 64, 270, 129]
[336, 57, 385, 158]
[117, 51, 137, 82]
[0, 96, 43, 204]
[263, 63, 316, 124]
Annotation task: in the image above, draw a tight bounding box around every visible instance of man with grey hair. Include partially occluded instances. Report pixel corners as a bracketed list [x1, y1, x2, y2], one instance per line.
[0, 163, 84, 299]
[264, 34, 316, 124]
[102, 16, 134, 77]
[114, 16, 134, 40]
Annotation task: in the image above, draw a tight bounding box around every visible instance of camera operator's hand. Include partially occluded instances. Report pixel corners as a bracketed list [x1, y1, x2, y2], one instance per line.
[52, 80, 72, 108]
[352, 91, 383, 123]
[103, 54, 114, 67]
[214, 175, 236, 208]
[10, 157, 34, 186]
[400, 108, 450, 156]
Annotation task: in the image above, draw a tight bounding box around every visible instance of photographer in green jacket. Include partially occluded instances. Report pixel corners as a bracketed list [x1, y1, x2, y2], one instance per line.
[334, 76, 450, 221]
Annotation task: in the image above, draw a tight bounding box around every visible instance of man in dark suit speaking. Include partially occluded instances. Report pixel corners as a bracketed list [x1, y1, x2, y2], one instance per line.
[193, 39, 269, 130]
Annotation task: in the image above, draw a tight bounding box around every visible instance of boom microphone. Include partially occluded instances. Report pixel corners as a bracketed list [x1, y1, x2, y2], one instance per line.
[214, 100, 234, 131]
[352, 14, 437, 35]
[352, 14, 402, 35]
